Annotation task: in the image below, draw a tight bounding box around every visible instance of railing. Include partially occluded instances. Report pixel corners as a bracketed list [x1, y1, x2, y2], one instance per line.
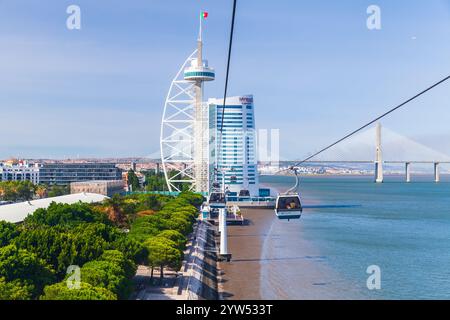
[225, 196, 276, 202]
[125, 191, 275, 202]
[125, 191, 208, 196]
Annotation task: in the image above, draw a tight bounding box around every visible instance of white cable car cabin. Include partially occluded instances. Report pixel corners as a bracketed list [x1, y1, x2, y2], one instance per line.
[274, 167, 303, 221]
[239, 189, 250, 197]
[208, 191, 226, 209]
[275, 194, 302, 220]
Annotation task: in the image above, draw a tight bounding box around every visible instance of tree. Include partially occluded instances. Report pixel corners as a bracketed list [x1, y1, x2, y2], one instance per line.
[103, 194, 127, 226]
[13, 226, 76, 277]
[0, 245, 55, 298]
[47, 185, 69, 198]
[110, 236, 148, 265]
[144, 237, 182, 280]
[80, 259, 132, 299]
[40, 281, 117, 300]
[143, 171, 168, 191]
[99, 250, 137, 280]
[16, 181, 36, 201]
[0, 221, 19, 247]
[0, 181, 36, 202]
[133, 194, 167, 212]
[129, 215, 162, 242]
[0, 277, 33, 300]
[35, 185, 48, 199]
[156, 230, 186, 251]
[14, 223, 113, 277]
[178, 191, 204, 207]
[165, 216, 192, 236]
[24, 202, 108, 227]
[127, 169, 140, 192]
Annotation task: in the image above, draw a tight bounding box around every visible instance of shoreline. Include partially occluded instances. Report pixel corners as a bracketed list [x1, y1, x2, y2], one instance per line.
[216, 182, 362, 300]
[217, 208, 274, 300]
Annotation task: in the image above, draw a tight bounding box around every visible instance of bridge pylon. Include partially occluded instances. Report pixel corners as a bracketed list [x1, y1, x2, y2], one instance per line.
[434, 162, 440, 182]
[375, 123, 384, 183]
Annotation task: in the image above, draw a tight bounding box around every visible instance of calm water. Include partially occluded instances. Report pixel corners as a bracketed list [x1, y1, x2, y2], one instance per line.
[260, 175, 450, 299]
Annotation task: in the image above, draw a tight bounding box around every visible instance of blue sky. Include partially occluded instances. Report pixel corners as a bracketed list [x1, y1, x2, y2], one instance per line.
[0, 0, 450, 160]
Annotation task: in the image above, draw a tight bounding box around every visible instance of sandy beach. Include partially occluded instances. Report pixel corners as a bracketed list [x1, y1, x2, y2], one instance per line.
[217, 208, 274, 300]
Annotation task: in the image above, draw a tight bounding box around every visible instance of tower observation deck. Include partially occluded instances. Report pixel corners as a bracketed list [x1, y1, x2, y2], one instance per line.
[160, 13, 214, 193]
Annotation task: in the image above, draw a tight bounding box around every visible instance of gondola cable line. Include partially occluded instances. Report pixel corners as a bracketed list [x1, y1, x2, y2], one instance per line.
[208, 0, 238, 209]
[275, 74, 450, 221]
[207, 0, 450, 221]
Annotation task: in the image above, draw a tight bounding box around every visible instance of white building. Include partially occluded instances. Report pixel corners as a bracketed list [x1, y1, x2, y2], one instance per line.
[208, 95, 259, 196]
[0, 161, 40, 184]
[0, 193, 108, 223]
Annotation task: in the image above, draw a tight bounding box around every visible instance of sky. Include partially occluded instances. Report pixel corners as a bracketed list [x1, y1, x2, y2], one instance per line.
[1, 0, 450, 160]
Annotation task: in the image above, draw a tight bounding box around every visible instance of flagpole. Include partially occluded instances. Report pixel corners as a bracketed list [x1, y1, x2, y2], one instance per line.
[198, 11, 202, 42]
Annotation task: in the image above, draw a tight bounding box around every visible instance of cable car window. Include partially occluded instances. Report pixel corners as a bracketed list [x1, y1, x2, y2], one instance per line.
[278, 197, 301, 210]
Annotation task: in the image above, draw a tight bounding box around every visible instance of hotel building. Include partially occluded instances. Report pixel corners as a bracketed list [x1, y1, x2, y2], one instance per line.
[208, 95, 259, 196]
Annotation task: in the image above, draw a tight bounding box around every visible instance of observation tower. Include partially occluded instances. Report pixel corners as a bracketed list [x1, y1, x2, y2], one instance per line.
[160, 12, 215, 193]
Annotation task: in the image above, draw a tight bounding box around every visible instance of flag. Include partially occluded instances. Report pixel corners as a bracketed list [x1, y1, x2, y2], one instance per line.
[201, 11, 208, 19]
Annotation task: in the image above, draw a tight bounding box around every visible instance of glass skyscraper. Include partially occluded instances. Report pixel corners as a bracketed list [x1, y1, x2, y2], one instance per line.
[208, 95, 258, 196]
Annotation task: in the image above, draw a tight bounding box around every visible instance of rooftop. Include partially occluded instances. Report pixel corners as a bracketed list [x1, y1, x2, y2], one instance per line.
[70, 180, 124, 185]
[0, 193, 109, 224]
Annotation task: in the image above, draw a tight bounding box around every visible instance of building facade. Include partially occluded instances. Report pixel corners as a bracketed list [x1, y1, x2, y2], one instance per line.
[70, 180, 125, 197]
[39, 163, 122, 185]
[0, 161, 40, 184]
[208, 95, 259, 195]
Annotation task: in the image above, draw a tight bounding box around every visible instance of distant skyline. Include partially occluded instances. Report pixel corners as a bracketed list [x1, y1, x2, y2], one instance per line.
[1, 0, 450, 160]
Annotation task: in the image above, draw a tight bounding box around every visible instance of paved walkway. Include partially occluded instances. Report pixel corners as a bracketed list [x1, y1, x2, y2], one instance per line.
[133, 222, 213, 300]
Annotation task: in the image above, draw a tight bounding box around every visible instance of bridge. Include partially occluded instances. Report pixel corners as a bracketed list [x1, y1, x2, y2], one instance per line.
[285, 123, 450, 183]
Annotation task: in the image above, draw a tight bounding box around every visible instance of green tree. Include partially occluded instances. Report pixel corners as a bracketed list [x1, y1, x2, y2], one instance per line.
[109, 236, 148, 265]
[80, 260, 131, 299]
[144, 237, 182, 280]
[24, 202, 108, 227]
[178, 191, 204, 207]
[99, 250, 136, 279]
[13, 226, 76, 276]
[129, 215, 163, 242]
[0, 245, 55, 298]
[133, 194, 166, 212]
[0, 277, 33, 300]
[156, 230, 186, 251]
[47, 185, 69, 198]
[127, 169, 140, 192]
[0, 221, 19, 247]
[0, 181, 36, 202]
[40, 281, 117, 300]
[16, 181, 36, 201]
[165, 216, 192, 236]
[14, 223, 113, 277]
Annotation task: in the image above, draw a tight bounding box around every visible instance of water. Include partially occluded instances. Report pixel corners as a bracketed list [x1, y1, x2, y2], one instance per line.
[259, 175, 450, 300]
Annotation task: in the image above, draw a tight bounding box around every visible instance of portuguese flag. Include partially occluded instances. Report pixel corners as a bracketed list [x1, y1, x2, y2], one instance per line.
[201, 11, 208, 19]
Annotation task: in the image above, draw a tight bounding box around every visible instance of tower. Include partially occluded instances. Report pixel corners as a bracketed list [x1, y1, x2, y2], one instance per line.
[160, 12, 214, 193]
[375, 123, 383, 183]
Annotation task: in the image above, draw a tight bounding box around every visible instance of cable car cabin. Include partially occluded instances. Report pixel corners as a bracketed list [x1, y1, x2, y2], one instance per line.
[275, 195, 302, 220]
[212, 182, 221, 189]
[208, 192, 226, 209]
[239, 189, 250, 197]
